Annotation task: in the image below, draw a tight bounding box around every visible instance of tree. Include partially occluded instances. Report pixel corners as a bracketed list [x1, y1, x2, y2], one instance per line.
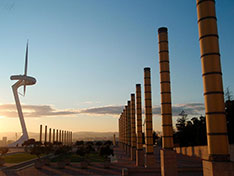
[174, 111, 207, 147]
[226, 100, 234, 144]
[153, 131, 159, 145]
[225, 87, 233, 101]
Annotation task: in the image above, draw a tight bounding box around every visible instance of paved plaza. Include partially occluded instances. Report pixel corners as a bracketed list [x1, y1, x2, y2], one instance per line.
[0, 146, 203, 176]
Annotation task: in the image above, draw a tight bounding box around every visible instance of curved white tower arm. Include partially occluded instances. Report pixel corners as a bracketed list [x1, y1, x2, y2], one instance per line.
[8, 80, 29, 147]
[8, 42, 36, 147]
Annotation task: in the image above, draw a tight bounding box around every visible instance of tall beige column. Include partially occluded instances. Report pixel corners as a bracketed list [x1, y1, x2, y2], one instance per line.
[158, 27, 174, 149]
[124, 107, 128, 153]
[130, 94, 136, 161]
[113, 134, 116, 146]
[44, 125, 47, 144]
[118, 118, 120, 146]
[71, 131, 73, 144]
[70, 131, 72, 145]
[121, 112, 124, 149]
[62, 131, 64, 144]
[119, 114, 123, 149]
[144, 67, 156, 168]
[49, 128, 51, 143]
[136, 84, 144, 166]
[67, 131, 69, 145]
[127, 101, 131, 157]
[56, 129, 59, 142]
[158, 27, 177, 176]
[59, 130, 61, 142]
[53, 129, 55, 143]
[196, 0, 234, 175]
[196, 0, 229, 162]
[64, 131, 66, 145]
[39, 125, 42, 143]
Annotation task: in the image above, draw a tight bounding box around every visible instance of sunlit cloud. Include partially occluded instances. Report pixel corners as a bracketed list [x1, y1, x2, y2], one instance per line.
[79, 105, 124, 116]
[0, 103, 205, 118]
[0, 104, 77, 118]
[79, 103, 205, 116]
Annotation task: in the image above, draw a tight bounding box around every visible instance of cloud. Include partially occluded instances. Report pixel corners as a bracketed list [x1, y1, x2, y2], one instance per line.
[0, 103, 205, 118]
[80, 106, 124, 115]
[80, 103, 205, 116]
[0, 104, 77, 118]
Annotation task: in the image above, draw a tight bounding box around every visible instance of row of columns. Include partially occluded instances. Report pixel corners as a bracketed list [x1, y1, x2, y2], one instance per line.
[119, 67, 157, 168]
[119, 0, 234, 176]
[118, 30, 177, 174]
[119, 1, 233, 175]
[39, 125, 73, 145]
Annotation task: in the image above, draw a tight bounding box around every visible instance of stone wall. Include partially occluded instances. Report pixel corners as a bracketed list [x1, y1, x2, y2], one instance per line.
[174, 144, 234, 161]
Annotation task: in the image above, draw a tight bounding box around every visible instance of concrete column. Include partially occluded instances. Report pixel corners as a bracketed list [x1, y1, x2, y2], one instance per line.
[158, 27, 177, 176]
[113, 134, 116, 146]
[53, 129, 55, 143]
[69, 131, 72, 145]
[67, 131, 70, 145]
[119, 115, 122, 148]
[136, 84, 144, 166]
[196, 0, 234, 175]
[39, 125, 42, 143]
[49, 128, 51, 143]
[196, 0, 229, 162]
[119, 116, 121, 148]
[127, 101, 131, 157]
[123, 108, 126, 152]
[64, 131, 66, 145]
[121, 113, 124, 149]
[67, 131, 69, 145]
[64, 131, 66, 144]
[118, 118, 120, 146]
[130, 94, 136, 161]
[44, 125, 47, 144]
[124, 108, 128, 153]
[59, 130, 61, 142]
[70, 131, 72, 145]
[62, 130, 64, 144]
[144, 67, 156, 168]
[56, 129, 58, 142]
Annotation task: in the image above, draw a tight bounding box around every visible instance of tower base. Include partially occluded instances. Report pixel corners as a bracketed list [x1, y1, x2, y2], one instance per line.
[160, 149, 178, 176]
[203, 160, 234, 176]
[8, 134, 29, 147]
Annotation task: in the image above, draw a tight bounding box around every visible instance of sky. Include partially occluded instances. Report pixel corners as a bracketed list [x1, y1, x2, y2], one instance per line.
[0, 0, 233, 135]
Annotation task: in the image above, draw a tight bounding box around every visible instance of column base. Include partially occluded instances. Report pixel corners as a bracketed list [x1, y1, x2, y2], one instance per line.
[124, 144, 128, 154]
[136, 149, 144, 167]
[131, 147, 136, 161]
[203, 160, 234, 176]
[160, 149, 178, 176]
[127, 145, 131, 157]
[145, 153, 157, 168]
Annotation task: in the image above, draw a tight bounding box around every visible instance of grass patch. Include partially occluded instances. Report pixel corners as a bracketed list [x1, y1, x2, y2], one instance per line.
[4, 153, 38, 163]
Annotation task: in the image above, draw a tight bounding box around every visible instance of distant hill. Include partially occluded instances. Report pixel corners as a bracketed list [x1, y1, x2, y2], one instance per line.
[72, 131, 119, 141]
[0, 131, 119, 142]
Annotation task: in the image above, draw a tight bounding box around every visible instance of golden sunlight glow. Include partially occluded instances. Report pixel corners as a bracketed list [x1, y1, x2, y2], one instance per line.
[0, 116, 5, 119]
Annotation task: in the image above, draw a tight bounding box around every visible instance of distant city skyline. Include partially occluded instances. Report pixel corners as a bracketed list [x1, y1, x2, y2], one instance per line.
[0, 0, 233, 133]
